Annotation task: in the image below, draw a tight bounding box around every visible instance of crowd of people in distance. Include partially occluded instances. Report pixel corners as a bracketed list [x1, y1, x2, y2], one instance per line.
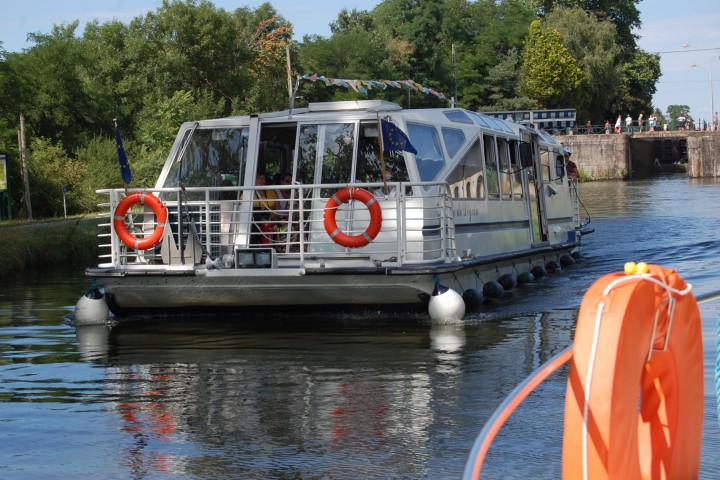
[590, 111, 720, 134]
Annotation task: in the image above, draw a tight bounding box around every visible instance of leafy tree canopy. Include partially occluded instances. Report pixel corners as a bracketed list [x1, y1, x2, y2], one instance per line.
[0, 0, 665, 218]
[520, 19, 585, 108]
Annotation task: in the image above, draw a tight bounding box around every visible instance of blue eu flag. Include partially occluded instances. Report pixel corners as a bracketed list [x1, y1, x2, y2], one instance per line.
[381, 119, 417, 154]
[116, 125, 132, 185]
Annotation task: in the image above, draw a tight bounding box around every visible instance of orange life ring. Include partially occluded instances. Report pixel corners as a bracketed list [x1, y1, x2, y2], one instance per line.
[113, 192, 168, 250]
[323, 187, 382, 248]
[563, 264, 703, 479]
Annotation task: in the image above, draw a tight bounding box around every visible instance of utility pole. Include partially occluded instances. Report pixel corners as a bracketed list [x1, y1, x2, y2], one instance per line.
[452, 44, 457, 108]
[18, 113, 32, 220]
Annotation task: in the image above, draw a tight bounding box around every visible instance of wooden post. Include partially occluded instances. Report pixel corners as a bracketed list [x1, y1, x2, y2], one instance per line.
[285, 44, 293, 104]
[18, 114, 32, 220]
[376, 111, 389, 195]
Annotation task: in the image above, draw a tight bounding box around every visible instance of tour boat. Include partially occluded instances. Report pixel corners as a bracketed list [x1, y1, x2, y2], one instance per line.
[79, 100, 591, 321]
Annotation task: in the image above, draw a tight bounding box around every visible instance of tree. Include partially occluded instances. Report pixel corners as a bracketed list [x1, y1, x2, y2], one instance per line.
[27, 138, 85, 217]
[371, 0, 464, 107]
[528, 0, 641, 54]
[544, 7, 622, 121]
[243, 12, 296, 113]
[519, 20, 584, 108]
[485, 49, 536, 110]
[74, 136, 124, 212]
[666, 105, 690, 131]
[14, 22, 106, 152]
[457, 0, 536, 110]
[298, 7, 414, 106]
[611, 49, 660, 118]
[329, 8, 375, 35]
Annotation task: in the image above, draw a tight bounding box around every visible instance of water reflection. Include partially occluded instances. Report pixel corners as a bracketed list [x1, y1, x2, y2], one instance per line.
[63, 315, 574, 478]
[2, 176, 720, 478]
[75, 324, 111, 360]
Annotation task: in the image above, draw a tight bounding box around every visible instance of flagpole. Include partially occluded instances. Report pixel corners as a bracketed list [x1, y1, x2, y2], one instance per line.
[376, 111, 389, 195]
[285, 44, 293, 105]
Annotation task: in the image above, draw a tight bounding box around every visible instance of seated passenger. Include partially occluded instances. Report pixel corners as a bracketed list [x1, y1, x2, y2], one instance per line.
[252, 173, 278, 245]
[271, 173, 298, 252]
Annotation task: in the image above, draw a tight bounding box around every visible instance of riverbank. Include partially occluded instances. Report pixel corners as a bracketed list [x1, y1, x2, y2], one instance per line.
[0, 216, 101, 278]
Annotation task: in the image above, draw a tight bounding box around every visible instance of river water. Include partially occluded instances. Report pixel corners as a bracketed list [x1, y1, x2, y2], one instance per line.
[0, 175, 718, 479]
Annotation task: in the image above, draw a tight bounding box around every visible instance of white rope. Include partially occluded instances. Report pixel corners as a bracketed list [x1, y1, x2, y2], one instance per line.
[581, 272, 693, 479]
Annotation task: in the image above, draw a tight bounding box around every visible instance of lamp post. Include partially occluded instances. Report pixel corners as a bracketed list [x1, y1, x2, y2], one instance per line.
[684, 45, 717, 128]
[690, 63, 714, 128]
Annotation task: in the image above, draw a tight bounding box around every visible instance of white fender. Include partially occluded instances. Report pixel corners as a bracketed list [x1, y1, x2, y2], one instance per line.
[428, 283, 466, 322]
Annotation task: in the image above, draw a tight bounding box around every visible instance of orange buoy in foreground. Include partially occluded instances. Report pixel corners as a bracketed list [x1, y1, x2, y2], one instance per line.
[563, 263, 703, 479]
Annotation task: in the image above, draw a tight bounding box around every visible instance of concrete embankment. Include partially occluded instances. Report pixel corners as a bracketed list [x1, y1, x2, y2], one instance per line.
[555, 131, 720, 180]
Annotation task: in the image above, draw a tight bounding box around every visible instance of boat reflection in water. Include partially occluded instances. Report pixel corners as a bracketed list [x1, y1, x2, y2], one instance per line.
[73, 311, 574, 478]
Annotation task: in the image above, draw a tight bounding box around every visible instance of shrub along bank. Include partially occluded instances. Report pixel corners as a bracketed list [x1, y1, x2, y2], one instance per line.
[0, 216, 102, 278]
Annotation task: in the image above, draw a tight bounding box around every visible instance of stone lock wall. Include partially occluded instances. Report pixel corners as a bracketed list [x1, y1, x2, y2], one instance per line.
[555, 134, 630, 180]
[688, 134, 720, 177]
[556, 131, 720, 180]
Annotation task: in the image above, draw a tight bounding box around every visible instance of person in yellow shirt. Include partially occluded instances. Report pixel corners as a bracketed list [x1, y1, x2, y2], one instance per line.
[252, 173, 278, 245]
[253, 173, 278, 211]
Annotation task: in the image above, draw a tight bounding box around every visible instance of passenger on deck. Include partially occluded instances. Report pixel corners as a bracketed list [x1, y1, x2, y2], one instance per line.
[564, 148, 579, 180]
[252, 173, 278, 245]
[271, 173, 297, 251]
[272, 173, 294, 219]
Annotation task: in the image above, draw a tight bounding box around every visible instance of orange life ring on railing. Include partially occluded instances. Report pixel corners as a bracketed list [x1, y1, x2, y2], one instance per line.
[562, 263, 703, 479]
[323, 187, 382, 248]
[113, 192, 168, 250]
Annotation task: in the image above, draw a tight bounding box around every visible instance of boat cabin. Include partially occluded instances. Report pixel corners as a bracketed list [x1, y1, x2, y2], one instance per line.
[87, 100, 583, 315]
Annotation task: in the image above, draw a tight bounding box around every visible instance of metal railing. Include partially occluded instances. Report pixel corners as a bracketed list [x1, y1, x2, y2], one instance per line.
[94, 182, 457, 269]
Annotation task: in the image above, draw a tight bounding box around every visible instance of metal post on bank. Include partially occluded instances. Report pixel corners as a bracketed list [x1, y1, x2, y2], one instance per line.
[0, 152, 11, 222]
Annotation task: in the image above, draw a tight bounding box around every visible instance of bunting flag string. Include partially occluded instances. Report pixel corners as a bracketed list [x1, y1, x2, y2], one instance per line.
[300, 74, 447, 101]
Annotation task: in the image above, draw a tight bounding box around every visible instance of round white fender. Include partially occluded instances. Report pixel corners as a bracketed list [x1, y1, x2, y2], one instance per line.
[428, 283, 465, 322]
[74, 286, 110, 325]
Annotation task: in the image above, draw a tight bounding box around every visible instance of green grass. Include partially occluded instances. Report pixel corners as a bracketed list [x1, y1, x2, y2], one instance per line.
[0, 215, 102, 278]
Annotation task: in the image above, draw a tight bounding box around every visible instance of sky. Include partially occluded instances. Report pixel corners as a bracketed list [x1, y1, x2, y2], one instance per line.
[1, 0, 719, 122]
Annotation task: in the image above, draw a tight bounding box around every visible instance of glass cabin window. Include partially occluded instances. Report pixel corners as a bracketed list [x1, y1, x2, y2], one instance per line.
[356, 122, 409, 185]
[446, 139, 484, 199]
[540, 147, 552, 182]
[407, 122, 445, 181]
[443, 110, 473, 124]
[162, 127, 248, 201]
[498, 138, 512, 199]
[296, 124, 318, 186]
[296, 123, 355, 197]
[442, 127, 466, 159]
[509, 140, 523, 199]
[484, 134, 500, 199]
[318, 123, 355, 187]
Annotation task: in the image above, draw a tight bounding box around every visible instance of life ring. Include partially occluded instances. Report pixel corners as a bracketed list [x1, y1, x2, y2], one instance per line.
[323, 187, 382, 248]
[113, 192, 168, 250]
[563, 263, 703, 479]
